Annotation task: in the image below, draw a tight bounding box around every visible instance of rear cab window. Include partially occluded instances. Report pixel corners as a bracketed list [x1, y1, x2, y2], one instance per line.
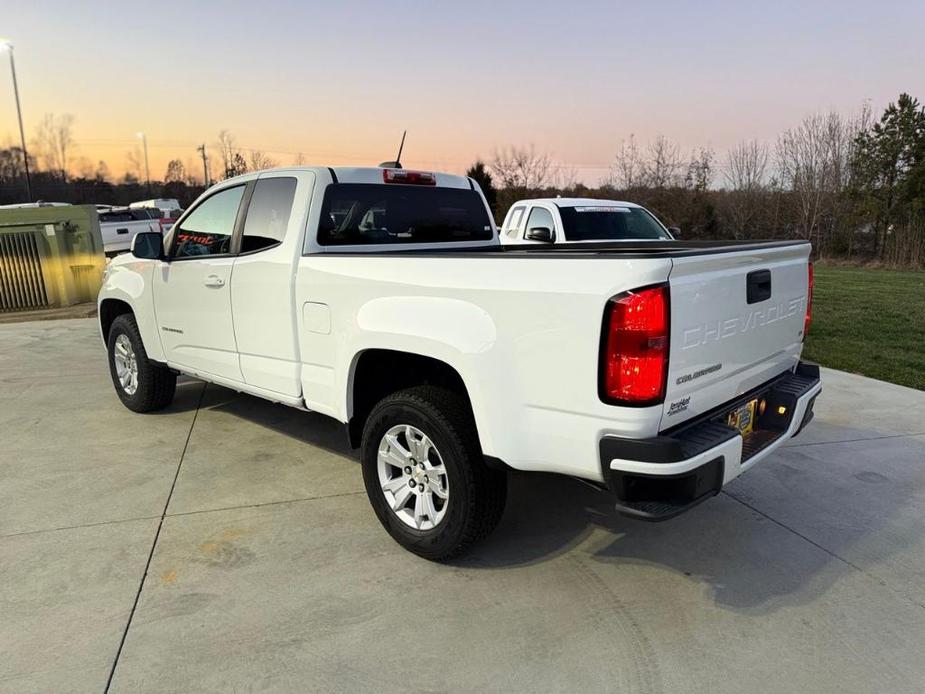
[558, 206, 671, 241]
[99, 211, 133, 223]
[317, 183, 494, 246]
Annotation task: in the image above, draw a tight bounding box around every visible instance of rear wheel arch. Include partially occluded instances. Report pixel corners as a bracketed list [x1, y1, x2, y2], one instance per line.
[346, 349, 477, 449]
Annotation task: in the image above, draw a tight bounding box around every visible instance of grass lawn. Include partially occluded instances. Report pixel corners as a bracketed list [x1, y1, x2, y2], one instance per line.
[802, 264, 925, 390]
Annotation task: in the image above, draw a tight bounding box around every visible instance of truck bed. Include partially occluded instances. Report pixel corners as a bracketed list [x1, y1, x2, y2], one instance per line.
[320, 239, 808, 258]
[309, 236, 812, 436]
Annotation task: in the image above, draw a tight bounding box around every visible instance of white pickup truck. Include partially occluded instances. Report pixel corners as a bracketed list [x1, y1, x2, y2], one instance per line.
[98, 166, 820, 559]
[98, 207, 164, 257]
[500, 197, 680, 244]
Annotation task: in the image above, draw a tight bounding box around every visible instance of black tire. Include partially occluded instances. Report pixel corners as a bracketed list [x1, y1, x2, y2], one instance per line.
[107, 313, 176, 413]
[360, 385, 507, 561]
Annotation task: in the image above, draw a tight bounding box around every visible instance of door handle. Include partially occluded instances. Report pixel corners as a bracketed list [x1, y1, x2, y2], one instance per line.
[204, 274, 225, 288]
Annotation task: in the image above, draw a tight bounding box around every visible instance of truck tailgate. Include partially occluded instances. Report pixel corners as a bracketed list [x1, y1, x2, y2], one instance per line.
[662, 242, 811, 429]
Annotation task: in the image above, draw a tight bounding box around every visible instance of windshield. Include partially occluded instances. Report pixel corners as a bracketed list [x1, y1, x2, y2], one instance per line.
[557, 206, 671, 241]
[318, 183, 494, 246]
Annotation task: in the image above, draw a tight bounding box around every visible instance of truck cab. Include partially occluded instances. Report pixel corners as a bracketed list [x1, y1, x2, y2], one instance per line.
[499, 198, 676, 245]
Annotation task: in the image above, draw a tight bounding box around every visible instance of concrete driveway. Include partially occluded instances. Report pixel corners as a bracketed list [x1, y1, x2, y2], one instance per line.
[2, 318, 924, 694]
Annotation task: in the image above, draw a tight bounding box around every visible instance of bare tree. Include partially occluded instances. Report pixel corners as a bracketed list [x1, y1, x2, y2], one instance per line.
[490, 144, 553, 191]
[216, 130, 238, 177]
[841, 102, 874, 256]
[777, 111, 854, 246]
[724, 140, 769, 238]
[164, 159, 186, 183]
[685, 147, 715, 192]
[76, 157, 95, 180]
[182, 157, 202, 186]
[95, 160, 110, 183]
[227, 153, 248, 178]
[643, 135, 683, 188]
[212, 129, 248, 179]
[610, 137, 706, 190]
[725, 140, 768, 192]
[293, 152, 306, 166]
[0, 138, 31, 182]
[125, 147, 143, 182]
[33, 113, 75, 180]
[607, 135, 644, 189]
[554, 163, 579, 191]
[248, 150, 278, 171]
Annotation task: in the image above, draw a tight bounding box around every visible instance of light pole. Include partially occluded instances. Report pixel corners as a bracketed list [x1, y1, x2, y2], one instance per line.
[136, 132, 150, 193]
[2, 41, 33, 202]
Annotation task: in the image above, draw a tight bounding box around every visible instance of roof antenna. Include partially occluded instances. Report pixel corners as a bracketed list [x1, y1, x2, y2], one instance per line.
[379, 130, 406, 169]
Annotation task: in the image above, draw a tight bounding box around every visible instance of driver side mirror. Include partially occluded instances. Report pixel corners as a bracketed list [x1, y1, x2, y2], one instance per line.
[668, 226, 681, 238]
[132, 231, 165, 259]
[525, 226, 555, 243]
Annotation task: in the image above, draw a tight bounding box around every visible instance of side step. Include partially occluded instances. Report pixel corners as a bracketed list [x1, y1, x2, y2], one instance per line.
[615, 491, 716, 522]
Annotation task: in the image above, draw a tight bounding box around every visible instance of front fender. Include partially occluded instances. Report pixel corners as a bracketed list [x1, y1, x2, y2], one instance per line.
[98, 258, 165, 362]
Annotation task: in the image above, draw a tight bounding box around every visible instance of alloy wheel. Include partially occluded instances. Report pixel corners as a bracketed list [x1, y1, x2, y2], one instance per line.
[377, 424, 450, 531]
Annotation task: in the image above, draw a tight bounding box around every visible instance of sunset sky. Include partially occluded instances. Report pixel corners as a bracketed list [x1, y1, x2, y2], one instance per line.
[2, 0, 924, 184]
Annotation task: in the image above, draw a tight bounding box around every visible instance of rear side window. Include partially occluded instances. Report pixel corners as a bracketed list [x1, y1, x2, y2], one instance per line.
[506, 206, 525, 236]
[173, 185, 245, 258]
[241, 177, 297, 253]
[317, 183, 493, 246]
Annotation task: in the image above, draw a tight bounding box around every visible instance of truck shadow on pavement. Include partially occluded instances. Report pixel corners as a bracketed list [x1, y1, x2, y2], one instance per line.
[162, 381, 922, 616]
[161, 379, 356, 459]
[458, 450, 924, 615]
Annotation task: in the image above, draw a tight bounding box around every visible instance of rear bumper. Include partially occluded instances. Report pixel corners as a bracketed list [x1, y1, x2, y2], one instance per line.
[600, 361, 821, 521]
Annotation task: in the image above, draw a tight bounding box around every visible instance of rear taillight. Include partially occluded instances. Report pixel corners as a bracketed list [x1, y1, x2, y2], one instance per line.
[382, 169, 437, 185]
[600, 284, 670, 406]
[803, 262, 814, 340]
